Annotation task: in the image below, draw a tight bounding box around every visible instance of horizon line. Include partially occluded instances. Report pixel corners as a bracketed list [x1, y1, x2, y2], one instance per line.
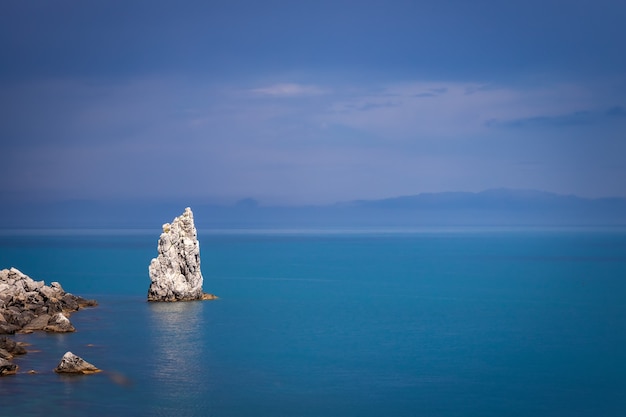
[6, 187, 625, 208]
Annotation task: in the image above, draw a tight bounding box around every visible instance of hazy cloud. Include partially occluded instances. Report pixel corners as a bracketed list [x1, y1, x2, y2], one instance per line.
[487, 106, 626, 129]
[606, 105, 626, 118]
[1, 1, 626, 204]
[250, 83, 329, 97]
[486, 111, 594, 129]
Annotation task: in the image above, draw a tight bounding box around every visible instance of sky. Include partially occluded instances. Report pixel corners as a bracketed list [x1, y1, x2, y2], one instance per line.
[1, 0, 625, 206]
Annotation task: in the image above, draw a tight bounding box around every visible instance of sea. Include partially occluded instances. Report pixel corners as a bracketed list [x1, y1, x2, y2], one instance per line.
[0, 227, 625, 417]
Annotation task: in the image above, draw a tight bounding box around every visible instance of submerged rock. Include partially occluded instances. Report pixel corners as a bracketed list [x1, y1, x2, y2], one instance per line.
[148, 207, 216, 301]
[54, 351, 101, 374]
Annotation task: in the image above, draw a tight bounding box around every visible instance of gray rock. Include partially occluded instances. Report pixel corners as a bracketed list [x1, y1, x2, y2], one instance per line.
[0, 348, 13, 360]
[54, 351, 100, 374]
[25, 279, 44, 292]
[23, 303, 44, 313]
[60, 294, 79, 311]
[75, 296, 98, 308]
[2, 309, 26, 327]
[0, 358, 17, 376]
[0, 324, 18, 334]
[0, 336, 27, 355]
[148, 207, 211, 301]
[17, 310, 35, 329]
[38, 285, 58, 300]
[46, 299, 63, 315]
[44, 313, 75, 333]
[23, 314, 50, 331]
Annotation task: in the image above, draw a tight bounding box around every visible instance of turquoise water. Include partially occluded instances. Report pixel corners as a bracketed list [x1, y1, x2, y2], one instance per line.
[1, 229, 625, 416]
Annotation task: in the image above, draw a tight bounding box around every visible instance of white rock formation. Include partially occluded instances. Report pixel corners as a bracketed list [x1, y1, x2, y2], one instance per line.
[148, 207, 210, 301]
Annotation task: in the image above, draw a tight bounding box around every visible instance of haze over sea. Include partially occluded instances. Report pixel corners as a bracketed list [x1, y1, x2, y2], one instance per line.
[3, 1, 625, 415]
[1, 227, 625, 417]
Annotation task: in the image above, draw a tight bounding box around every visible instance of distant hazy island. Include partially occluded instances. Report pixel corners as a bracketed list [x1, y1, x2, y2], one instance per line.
[2, 189, 625, 229]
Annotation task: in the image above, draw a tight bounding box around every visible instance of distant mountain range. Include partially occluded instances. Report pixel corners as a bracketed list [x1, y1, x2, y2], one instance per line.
[344, 188, 626, 211]
[1, 189, 625, 229]
[331, 188, 626, 227]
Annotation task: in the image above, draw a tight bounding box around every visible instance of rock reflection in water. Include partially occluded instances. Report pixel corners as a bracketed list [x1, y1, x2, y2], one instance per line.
[148, 301, 211, 413]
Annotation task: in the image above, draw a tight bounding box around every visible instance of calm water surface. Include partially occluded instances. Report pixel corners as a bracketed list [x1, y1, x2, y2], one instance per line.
[0, 229, 625, 416]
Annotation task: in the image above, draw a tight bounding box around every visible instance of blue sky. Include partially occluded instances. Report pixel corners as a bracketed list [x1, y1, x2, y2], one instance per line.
[1, 0, 625, 205]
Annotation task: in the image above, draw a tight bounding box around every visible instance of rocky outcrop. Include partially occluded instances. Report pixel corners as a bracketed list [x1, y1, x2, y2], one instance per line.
[0, 267, 97, 335]
[54, 351, 101, 374]
[148, 207, 216, 301]
[0, 269, 98, 376]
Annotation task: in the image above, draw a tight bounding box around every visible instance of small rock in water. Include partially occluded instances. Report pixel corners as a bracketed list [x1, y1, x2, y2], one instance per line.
[54, 351, 101, 374]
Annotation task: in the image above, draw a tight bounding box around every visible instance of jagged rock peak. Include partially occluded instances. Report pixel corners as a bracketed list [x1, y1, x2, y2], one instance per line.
[148, 207, 215, 302]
